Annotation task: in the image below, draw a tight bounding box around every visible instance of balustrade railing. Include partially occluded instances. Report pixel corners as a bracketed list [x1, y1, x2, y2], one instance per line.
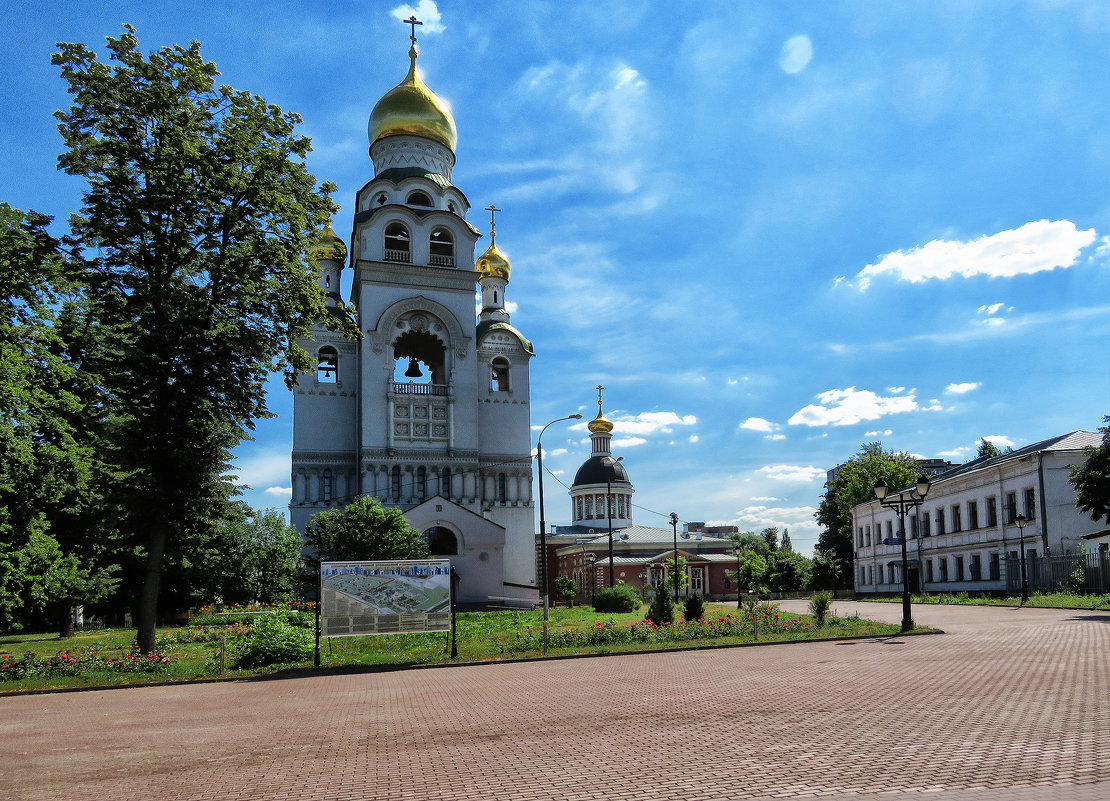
[393, 382, 448, 396]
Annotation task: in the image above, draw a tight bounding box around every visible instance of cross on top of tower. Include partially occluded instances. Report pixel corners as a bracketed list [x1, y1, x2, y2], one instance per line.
[485, 204, 501, 236]
[403, 15, 422, 44]
[596, 384, 604, 413]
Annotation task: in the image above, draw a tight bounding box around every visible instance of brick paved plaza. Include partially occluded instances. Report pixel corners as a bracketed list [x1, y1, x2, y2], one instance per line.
[3, 601, 1108, 801]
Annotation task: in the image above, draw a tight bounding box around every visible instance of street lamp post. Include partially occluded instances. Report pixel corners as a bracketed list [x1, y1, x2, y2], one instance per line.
[1015, 514, 1030, 605]
[873, 475, 932, 633]
[586, 552, 596, 605]
[670, 512, 680, 604]
[605, 456, 623, 587]
[536, 413, 583, 655]
[733, 548, 743, 609]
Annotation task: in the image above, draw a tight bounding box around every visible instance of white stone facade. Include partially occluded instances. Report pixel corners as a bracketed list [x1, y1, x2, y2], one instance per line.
[852, 431, 1103, 594]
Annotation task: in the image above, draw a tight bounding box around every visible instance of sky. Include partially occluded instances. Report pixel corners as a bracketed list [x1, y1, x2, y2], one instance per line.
[3, 1, 1108, 555]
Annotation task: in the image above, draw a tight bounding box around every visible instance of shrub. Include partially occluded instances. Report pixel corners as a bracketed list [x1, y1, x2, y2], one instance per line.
[809, 591, 833, 628]
[683, 593, 705, 622]
[645, 587, 674, 625]
[592, 584, 643, 614]
[233, 615, 313, 668]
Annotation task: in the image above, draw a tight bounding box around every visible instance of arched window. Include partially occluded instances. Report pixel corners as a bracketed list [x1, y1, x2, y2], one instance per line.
[416, 466, 427, 501]
[440, 467, 451, 498]
[407, 190, 433, 207]
[384, 223, 411, 262]
[317, 346, 338, 383]
[429, 228, 454, 266]
[322, 469, 332, 502]
[497, 473, 507, 503]
[491, 357, 510, 391]
[391, 466, 401, 501]
[425, 527, 458, 555]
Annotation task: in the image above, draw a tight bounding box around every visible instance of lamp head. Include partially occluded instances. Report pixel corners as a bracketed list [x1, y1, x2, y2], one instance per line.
[1015, 514, 1029, 530]
[570, 414, 583, 420]
[873, 479, 890, 500]
[915, 474, 931, 499]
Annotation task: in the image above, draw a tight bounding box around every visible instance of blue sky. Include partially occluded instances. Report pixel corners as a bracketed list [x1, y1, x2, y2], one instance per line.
[3, 1, 1108, 554]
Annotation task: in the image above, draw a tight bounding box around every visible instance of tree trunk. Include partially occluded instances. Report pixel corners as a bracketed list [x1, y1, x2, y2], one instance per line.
[52, 603, 75, 639]
[135, 522, 169, 654]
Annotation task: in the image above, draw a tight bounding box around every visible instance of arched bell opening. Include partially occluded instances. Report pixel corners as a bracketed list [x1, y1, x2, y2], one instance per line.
[392, 328, 447, 386]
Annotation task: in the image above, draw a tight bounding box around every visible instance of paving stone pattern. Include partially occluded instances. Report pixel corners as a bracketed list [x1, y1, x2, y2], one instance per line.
[2, 602, 1108, 801]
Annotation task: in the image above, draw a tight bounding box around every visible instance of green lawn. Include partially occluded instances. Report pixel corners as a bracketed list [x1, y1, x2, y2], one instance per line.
[1, 603, 905, 693]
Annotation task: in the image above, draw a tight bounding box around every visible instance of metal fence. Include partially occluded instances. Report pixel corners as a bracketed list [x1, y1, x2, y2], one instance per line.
[1005, 551, 1110, 595]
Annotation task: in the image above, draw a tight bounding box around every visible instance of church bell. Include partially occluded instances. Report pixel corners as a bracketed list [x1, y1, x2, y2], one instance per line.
[404, 358, 423, 378]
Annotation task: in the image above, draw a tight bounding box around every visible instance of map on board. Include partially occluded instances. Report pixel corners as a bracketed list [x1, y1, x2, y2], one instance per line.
[320, 559, 452, 637]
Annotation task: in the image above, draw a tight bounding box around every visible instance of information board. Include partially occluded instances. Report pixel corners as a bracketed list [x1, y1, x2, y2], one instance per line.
[320, 559, 452, 637]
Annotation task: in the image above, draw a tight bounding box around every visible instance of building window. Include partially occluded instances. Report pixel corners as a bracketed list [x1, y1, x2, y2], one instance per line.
[865, 525, 871, 546]
[860, 567, 866, 585]
[322, 469, 332, 502]
[429, 227, 454, 266]
[987, 497, 998, 527]
[1006, 492, 1017, 524]
[970, 554, 981, 580]
[490, 357, 510, 391]
[391, 466, 401, 501]
[989, 553, 1001, 581]
[935, 509, 946, 536]
[857, 527, 863, 547]
[921, 513, 931, 537]
[955, 556, 965, 581]
[887, 564, 895, 584]
[384, 222, 411, 262]
[885, 520, 893, 538]
[968, 500, 979, 530]
[926, 559, 934, 582]
[425, 526, 457, 555]
[575, 496, 583, 520]
[952, 505, 962, 532]
[407, 190, 433, 207]
[441, 467, 451, 498]
[416, 466, 426, 501]
[497, 473, 506, 503]
[585, 495, 594, 518]
[317, 346, 338, 383]
[1024, 488, 1036, 519]
[939, 557, 949, 582]
[910, 516, 919, 539]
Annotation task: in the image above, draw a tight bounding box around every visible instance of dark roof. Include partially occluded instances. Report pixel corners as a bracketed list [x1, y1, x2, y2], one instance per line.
[573, 455, 629, 486]
[931, 430, 1101, 485]
[475, 320, 534, 354]
[375, 167, 453, 189]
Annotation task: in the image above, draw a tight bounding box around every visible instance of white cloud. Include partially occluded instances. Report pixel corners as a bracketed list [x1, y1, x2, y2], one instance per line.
[606, 411, 697, 436]
[612, 436, 647, 448]
[766, 433, 786, 441]
[946, 382, 981, 394]
[230, 447, 290, 489]
[727, 505, 819, 531]
[937, 446, 972, 459]
[688, 435, 699, 443]
[788, 387, 921, 427]
[391, 2, 444, 34]
[740, 417, 775, 433]
[756, 465, 826, 483]
[854, 220, 1097, 289]
[779, 35, 814, 75]
[983, 435, 1015, 448]
[864, 429, 893, 437]
[751, 496, 780, 502]
[264, 486, 291, 496]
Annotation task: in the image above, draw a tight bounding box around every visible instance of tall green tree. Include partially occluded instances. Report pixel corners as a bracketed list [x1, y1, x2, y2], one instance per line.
[302, 495, 429, 574]
[0, 204, 117, 634]
[190, 506, 302, 607]
[730, 549, 769, 595]
[1070, 418, 1110, 524]
[52, 26, 356, 651]
[761, 526, 780, 552]
[815, 444, 920, 590]
[768, 550, 811, 593]
[728, 531, 768, 555]
[780, 528, 792, 552]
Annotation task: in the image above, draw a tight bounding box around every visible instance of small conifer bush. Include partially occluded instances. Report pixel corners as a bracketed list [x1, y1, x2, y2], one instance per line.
[683, 593, 705, 622]
[646, 587, 674, 625]
[592, 584, 643, 614]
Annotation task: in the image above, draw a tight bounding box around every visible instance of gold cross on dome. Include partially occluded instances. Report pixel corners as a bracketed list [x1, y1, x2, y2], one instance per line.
[403, 15, 422, 44]
[596, 384, 604, 412]
[484, 204, 501, 235]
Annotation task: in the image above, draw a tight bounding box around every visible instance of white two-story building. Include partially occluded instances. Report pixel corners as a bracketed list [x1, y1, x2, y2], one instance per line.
[852, 431, 1105, 595]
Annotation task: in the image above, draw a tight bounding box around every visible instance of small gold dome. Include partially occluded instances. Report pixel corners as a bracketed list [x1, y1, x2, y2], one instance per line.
[308, 225, 347, 264]
[588, 412, 614, 434]
[475, 235, 510, 279]
[368, 45, 457, 152]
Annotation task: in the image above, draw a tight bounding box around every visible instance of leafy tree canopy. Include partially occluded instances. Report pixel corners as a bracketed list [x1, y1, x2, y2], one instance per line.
[1070, 418, 1110, 524]
[976, 438, 1012, 458]
[816, 444, 920, 583]
[190, 506, 302, 607]
[51, 26, 357, 651]
[728, 531, 768, 555]
[302, 495, 429, 573]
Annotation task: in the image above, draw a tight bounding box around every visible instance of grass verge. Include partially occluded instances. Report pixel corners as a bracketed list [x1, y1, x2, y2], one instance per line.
[1, 602, 907, 694]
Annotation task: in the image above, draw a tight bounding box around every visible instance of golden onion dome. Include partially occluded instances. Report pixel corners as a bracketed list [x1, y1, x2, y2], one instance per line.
[587, 411, 614, 434]
[308, 225, 347, 264]
[368, 44, 457, 152]
[475, 234, 511, 280]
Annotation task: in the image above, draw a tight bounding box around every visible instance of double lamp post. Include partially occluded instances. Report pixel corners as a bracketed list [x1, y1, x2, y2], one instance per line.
[536, 413, 582, 655]
[873, 474, 932, 633]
